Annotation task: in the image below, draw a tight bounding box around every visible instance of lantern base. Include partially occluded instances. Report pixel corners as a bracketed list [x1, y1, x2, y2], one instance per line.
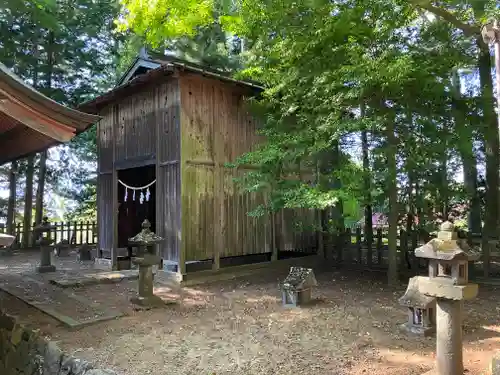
[37, 264, 56, 273]
[400, 322, 435, 337]
[130, 294, 165, 309]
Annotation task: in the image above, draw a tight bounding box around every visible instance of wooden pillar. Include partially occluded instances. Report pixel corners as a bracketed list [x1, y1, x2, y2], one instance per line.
[213, 162, 222, 270]
[111, 105, 118, 270]
[212, 85, 224, 271]
[155, 88, 162, 267]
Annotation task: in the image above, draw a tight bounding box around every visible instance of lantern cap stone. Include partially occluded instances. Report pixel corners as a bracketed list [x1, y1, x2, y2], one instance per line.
[128, 219, 163, 246]
[399, 277, 435, 308]
[33, 217, 56, 232]
[440, 221, 454, 232]
[415, 221, 479, 261]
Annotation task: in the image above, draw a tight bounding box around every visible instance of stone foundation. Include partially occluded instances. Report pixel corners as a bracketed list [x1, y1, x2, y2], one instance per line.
[0, 310, 117, 375]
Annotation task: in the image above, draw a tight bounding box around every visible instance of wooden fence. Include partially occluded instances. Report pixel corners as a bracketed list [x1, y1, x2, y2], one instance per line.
[324, 227, 482, 275]
[0, 221, 97, 248]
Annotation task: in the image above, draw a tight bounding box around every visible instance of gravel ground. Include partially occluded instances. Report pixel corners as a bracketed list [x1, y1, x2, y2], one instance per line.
[1, 269, 499, 375]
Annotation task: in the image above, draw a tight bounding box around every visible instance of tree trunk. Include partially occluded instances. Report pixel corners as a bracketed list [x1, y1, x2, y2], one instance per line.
[331, 141, 344, 230]
[361, 102, 373, 249]
[33, 32, 54, 225]
[439, 149, 448, 219]
[406, 171, 415, 233]
[6, 161, 17, 235]
[34, 150, 47, 225]
[386, 110, 398, 285]
[22, 155, 34, 248]
[451, 69, 481, 234]
[478, 40, 499, 278]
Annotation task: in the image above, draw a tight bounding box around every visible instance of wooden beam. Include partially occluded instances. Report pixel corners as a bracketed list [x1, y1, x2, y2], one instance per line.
[111, 105, 118, 270]
[155, 86, 162, 265]
[213, 85, 223, 271]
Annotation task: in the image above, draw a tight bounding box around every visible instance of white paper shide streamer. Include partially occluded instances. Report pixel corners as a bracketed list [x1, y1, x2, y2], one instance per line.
[119, 179, 156, 204]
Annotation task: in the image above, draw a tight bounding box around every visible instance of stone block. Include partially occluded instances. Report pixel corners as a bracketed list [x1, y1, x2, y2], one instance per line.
[36, 264, 56, 273]
[85, 370, 118, 375]
[77, 244, 93, 261]
[130, 295, 165, 309]
[43, 341, 63, 374]
[491, 355, 500, 375]
[417, 276, 478, 300]
[94, 258, 112, 271]
[0, 310, 116, 375]
[399, 322, 435, 337]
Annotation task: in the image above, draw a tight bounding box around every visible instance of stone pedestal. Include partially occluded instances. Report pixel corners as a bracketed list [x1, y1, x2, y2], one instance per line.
[130, 254, 164, 308]
[34, 217, 56, 273]
[37, 246, 56, 273]
[436, 299, 463, 375]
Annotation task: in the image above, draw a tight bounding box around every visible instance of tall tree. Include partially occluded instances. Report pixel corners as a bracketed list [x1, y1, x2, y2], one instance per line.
[1, 0, 122, 222]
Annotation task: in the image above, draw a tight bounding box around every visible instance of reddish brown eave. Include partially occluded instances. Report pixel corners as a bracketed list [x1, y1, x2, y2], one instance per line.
[0, 62, 100, 163]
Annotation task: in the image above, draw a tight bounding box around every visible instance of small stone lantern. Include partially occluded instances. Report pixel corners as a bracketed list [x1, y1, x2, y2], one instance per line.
[128, 220, 164, 308]
[281, 267, 317, 307]
[414, 221, 479, 375]
[398, 277, 435, 337]
[33, 217, 56, 273]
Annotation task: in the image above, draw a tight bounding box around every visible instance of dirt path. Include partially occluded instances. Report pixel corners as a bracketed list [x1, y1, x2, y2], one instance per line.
[1, 269, 499, 375]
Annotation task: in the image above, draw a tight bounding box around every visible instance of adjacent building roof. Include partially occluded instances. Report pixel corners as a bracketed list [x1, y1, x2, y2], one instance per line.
[79, 52, 263, 114]
[0, 62, 100, 164]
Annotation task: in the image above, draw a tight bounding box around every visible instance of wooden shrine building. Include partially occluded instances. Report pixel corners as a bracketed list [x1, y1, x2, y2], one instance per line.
[81, 53, 319, 274]
[0, 62, 100, 164]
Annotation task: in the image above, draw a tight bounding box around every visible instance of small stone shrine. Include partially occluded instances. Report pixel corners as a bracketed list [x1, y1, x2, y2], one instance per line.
[76, 243, 93, 261]
[54, 239, 71, 257]
[128, 220, 165, 308]
[34, 217, 56, 273]
[414, 221, 479, 375]
[398, 277, 435, 337]
[281, 267, 317, 307]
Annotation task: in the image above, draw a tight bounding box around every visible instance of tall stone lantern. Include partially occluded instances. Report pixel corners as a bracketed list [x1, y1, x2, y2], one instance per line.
[128, 219, 164, 308]
[33, 217, 57, 273]
[414, 221, 479, 375]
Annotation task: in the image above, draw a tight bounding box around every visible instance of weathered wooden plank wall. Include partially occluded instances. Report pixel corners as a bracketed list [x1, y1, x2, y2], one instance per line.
[116, 90, 156, 162]
[156, 80, 182, 266]
[98, 106, 113, 173]
[180, 75, 218, 263]
[179, 73, 318, 264]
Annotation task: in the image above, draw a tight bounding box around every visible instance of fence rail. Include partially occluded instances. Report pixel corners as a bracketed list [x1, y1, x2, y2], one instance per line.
[324, 227, 482, 275]
[0, 221, 97, 248]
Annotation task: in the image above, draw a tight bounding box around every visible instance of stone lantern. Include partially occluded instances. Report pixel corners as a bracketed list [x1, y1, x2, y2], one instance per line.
[33, 217, 56, 273]
[398, 277, 435, 337]
[128, 220, 164, 308]
[414, 221, 479, 375]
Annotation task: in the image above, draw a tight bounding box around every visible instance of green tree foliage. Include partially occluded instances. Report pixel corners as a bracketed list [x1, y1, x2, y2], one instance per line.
[0, 0, 121, 222]
[116, 0, 500, 282]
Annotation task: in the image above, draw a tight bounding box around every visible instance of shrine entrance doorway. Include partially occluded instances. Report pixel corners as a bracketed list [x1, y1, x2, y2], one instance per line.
[117, 164, 156, 249]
